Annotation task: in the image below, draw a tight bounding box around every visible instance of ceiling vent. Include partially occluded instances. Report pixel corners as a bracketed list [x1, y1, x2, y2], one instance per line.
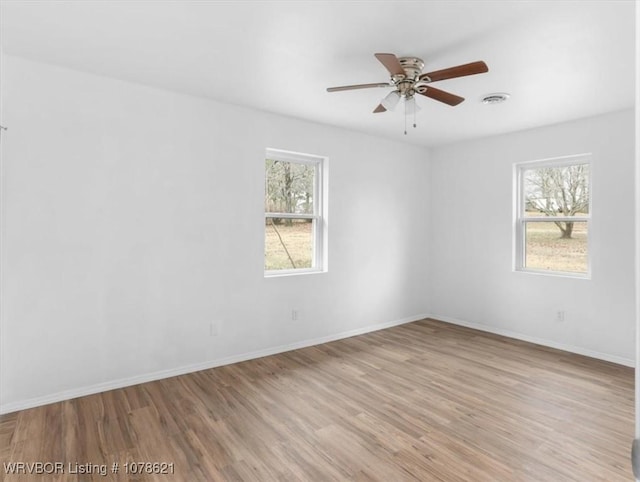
[482, 93, 510, 104]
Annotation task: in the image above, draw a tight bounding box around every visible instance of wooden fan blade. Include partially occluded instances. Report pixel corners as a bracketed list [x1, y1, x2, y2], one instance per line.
[418, 86, 464, 106]
[419, 61, 488, 82]
[373, 104, 387, 113]
[374, 53, 405, 76]
[327, 82, 390, 92]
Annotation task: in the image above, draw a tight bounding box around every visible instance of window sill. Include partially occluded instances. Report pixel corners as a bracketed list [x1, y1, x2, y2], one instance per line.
[264, 268, 327, 278]
[513, 268, 591, 280]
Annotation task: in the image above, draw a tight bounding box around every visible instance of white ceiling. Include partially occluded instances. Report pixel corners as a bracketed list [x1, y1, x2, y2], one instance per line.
[0, 1, 635, 147]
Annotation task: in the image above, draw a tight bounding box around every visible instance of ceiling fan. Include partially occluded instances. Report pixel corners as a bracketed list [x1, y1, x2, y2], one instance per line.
[327, 53, 489, 122]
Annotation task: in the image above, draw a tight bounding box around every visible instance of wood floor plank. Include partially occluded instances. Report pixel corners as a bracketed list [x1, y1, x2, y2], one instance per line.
[0, 319, 634, 481]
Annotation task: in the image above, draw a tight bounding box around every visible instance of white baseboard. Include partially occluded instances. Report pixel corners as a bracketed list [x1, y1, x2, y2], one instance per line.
[431, 314, 635, 368]
[0, 313, 428, 415]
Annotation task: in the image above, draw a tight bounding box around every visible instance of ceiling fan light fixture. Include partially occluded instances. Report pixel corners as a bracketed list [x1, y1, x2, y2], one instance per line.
[381, 90, 401, 111]
[405, 96, 420, 115]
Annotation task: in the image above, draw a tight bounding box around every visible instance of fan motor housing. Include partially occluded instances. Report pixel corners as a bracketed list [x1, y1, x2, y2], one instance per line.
[397, 57, 424, 81]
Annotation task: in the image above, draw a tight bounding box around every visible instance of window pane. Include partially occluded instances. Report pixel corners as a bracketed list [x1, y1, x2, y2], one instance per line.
[265, 218, 313, 270]
[524, 221, 588, 273]
[265, 159, 314, 214]
[523, 164, 590, 216]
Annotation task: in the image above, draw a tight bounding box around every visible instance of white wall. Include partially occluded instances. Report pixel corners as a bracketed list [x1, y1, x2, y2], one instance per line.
[0, 55, 431, 412]
[429, 109, 636, 364]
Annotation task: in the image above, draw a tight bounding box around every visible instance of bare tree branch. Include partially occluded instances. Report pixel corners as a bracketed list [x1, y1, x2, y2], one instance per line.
[524, 164, 589, 238]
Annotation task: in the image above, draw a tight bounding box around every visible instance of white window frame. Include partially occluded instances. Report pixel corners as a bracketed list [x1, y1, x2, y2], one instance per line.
[514, 153, 592, 278]
[264, 148, 327, 277]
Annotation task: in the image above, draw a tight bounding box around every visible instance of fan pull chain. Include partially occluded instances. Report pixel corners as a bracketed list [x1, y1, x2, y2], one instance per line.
[404, 101, 407, 135]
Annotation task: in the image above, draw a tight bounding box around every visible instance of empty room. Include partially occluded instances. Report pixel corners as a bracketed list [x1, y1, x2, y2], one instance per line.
[0, 1, 638, 480]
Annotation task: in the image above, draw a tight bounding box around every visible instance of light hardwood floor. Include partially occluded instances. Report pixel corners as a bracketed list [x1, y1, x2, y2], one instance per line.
[0, 319, 634, 481]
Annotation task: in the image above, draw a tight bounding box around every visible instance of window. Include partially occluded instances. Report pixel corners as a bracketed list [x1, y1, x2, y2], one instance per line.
[515, 154, 591, 276]
[264, 149, 326, 276]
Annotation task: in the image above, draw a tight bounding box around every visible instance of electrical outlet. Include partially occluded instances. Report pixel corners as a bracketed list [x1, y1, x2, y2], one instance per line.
[291, 309, 298, 321]
[556, 311, 565, 322]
